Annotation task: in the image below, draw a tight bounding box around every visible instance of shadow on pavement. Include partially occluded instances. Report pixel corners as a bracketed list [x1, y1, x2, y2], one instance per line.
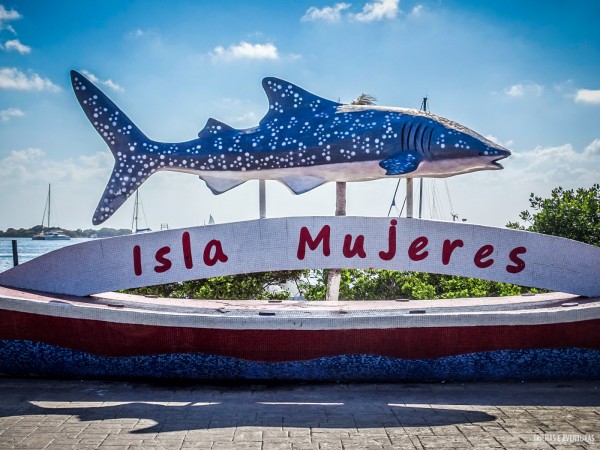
[12, 402, 495, 433]
[0, 378, 598, 434]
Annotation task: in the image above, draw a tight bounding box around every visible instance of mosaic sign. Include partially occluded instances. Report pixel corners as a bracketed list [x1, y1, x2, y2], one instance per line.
[0, 217, 598, 296]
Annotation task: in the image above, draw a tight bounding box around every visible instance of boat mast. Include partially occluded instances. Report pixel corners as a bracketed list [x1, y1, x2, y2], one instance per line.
[132, 190, 139, 233]
[47, 183, 51, 229]
[135, 191, 139, 233]
[39, 184, 49, 232]
[131, 190, 151, 233]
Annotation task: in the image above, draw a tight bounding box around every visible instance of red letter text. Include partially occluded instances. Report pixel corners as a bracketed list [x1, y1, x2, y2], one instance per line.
[506, 246, 526, 274]
[154, 246, 172, 273]
[343, 234, 366, 258]
[408, 236, 429, 261]
[182, 231, 193, 269]
[379, 219, 397, 261]
[442, 239, 464, 265]
[474, 244, 495, 269]
[297, 225, 331, 260]
[203, 240, 229, 266]
[133, 245, 142, 276]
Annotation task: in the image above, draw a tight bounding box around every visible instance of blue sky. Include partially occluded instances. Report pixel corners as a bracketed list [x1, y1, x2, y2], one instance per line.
[1, 0, 599, 231]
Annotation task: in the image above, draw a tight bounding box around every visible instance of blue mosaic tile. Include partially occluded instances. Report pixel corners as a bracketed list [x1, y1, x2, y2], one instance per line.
[1, 340, 599, 381]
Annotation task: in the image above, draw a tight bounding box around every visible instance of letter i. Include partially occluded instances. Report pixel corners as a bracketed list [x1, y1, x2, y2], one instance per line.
[182, 231, 193, 269]
[133, 245, 142, 276]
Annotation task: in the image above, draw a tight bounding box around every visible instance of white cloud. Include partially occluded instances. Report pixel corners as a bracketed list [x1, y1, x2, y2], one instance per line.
[0, 148, 112, 184]
[584, 139, 600, 157]
[0, 148, 117, 229]
[0, 23, 14, 33]
[0, 107, 24, 122]
[410, 5, 423, 16]
[553, 79, 574, 94]
[354, 0, 399, 22]
[211, 42, 279, 61]
[575, 89, 600, 105]
[3, 147, 43, 162]
[446, 139, 600, 228]
[81, 70, 124, 92]
[506, 140, 600, 187]
[0, 5, 20, 21]
[0, 148, 44, 181]
[504, 82, 544, 98]
[0, 5, 20, 34]
[127, 28, 149, 38]
[0, 67, 60, 92]
[3, 39, 31, 54]
[227, 111, 259, 128]
[301, 3, 351, 22]
[209, 97, 262, 128]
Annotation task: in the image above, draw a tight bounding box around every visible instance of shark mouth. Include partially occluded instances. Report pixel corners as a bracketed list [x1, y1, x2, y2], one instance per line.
[478, 150, 510, 170]
[490, 153, 510, 169]
[491, 158, 504, 169]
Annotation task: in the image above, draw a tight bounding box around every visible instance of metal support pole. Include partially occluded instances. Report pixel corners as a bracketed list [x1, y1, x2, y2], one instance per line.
[326, 182, 346, 301]
[335, 181, 346, 216]
[259, 180, 266, 219]
[418, 178, 423, 219]
[406, 178, 414, 218]
[11, 239, 18, 266]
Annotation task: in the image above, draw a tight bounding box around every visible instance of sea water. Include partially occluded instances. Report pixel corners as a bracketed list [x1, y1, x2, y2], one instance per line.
[0, 238, 92, 273]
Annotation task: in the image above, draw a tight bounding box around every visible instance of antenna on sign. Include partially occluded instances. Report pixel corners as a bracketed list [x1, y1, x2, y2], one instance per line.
[420, 96, 428, 113]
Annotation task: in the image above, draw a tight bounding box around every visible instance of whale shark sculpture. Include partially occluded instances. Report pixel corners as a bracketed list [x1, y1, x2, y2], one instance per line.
[70, 70, 510, 225]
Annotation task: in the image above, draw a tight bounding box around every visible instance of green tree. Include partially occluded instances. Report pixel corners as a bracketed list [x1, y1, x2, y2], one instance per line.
[126, 270, 305, 300]
[437, 276, 522, 299]
[298, 269, 524, 300]
[0, 226, 131, 238]
[506, 184, 599, 246]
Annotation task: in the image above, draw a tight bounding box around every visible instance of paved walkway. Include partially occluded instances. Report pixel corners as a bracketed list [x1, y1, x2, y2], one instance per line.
[0, 378, 598, 449]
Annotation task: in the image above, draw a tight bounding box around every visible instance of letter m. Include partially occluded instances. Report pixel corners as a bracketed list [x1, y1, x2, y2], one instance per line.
[297, 225, 331, 260]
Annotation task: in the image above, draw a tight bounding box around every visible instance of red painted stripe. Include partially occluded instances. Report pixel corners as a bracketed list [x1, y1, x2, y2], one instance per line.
[1, 309, 599, 362]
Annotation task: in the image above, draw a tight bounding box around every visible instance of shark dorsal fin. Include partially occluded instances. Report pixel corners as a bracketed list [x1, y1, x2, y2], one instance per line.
[198, 118, 235, 139]
[260, 77, 340, 126]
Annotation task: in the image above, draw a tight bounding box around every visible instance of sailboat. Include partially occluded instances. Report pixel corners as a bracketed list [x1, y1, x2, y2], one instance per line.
[131, 190, 151, 234]
[32, 184, 71, 240]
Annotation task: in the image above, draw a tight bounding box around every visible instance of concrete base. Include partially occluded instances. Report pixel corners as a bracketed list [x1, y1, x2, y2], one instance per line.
[1, 287, 599, 381]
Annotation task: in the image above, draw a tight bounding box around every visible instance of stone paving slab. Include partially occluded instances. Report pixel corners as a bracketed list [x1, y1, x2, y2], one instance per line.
[0, 378, 598, 449]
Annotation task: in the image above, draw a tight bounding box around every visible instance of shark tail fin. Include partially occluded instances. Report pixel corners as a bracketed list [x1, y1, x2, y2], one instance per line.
[71, 70, 158, 225]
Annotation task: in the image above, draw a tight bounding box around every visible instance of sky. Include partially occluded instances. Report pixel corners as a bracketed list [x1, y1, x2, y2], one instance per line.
[0, 0, 599, 231]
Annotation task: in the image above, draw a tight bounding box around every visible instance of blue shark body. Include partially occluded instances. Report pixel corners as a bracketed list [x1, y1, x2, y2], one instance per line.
[70, 71, 510, 225]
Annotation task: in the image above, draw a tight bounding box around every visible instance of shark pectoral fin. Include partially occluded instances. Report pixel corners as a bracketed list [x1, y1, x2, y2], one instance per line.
[279, 176, 327, 195]
[198, 118, 235, 139]
[379, 151, 422, 175]
[200, 175, 246, 195]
